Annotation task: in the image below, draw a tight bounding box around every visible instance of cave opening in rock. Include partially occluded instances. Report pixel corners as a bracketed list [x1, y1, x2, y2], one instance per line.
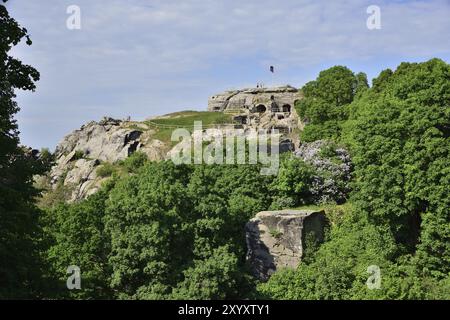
[255, 104, 267, 113]
[282, 104, 291, 113]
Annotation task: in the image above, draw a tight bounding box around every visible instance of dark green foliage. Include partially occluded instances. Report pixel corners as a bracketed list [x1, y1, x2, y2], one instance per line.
[0, 1, 46, 298]
[171, 246, 243, 300]
[105, 161, 193, 299]
[269, 154, 314, 207]
[42, 159, 315, 299]
[301, 66, 357, 106]
[72, 150, 84, 161]
[343, 58, 450, 276]
[186, 164, 272, 260]
[261, 58, 449, 300]
[355, 72, 369, 96]
[296, 66, 359, 142]
[40, 160, 272, 299]
[372, 68, 393, 92]
[42, 188, 113, 299]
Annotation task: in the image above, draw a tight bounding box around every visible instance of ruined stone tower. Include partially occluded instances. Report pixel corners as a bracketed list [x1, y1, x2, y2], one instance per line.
[208, 85, 300, 113]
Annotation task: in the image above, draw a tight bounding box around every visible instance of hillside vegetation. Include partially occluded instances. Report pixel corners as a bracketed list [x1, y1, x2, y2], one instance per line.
[260, 58, 450, 299]
[33, 58, 448, 300]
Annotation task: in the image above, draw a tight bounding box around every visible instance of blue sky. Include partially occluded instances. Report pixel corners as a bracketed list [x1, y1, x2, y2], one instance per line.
[6, 0, 450, 149]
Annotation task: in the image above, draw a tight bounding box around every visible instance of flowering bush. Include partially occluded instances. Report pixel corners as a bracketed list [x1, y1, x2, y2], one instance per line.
[295, 140, 351, 204]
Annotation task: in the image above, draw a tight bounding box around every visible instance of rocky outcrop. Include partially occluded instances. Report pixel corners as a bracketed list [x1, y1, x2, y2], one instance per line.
[245, 209, 327, 281]
[44, 86, 306, 203]
[49, 117, 169, 202]
[208, 86, 300, 112]
[54, 117, 143, 163]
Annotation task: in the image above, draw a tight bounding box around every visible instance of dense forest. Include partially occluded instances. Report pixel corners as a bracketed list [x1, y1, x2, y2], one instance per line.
[1, 2, 449, 299]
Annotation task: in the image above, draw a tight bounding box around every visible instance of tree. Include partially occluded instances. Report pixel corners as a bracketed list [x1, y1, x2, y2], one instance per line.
[187, 164, 272, 259]
[43, 188, 113, 299]
[372, 68, 393, 92]
[302, 66, 357, 106]
[296, 66, 358, 142]
[260, 59, 449, 300]
[105, 161, 193, 299]
[171, 246, 242, 299]
[269, 154, 314, 207]
[355, 72, 369, 96]
[343, 58, 450, 276]
[0, 0, 44, 298]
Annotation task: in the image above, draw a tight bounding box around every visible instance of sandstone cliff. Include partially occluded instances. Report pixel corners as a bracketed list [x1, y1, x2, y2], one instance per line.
[47, 117, 169, 202]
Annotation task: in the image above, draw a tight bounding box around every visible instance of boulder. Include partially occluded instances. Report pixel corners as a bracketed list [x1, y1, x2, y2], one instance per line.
[245, 209, 327, 281]
[55, 120, 143, 163]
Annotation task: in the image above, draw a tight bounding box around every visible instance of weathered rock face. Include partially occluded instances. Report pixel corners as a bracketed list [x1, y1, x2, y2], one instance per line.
[55, 117, 143, 163]
[208, 86, 300, 113]
[245, 210, 327, 281]
[49, 117, 169, 202]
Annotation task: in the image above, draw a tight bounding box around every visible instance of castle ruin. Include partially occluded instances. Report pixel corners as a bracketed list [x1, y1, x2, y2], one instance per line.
[208, 85, 303, 137]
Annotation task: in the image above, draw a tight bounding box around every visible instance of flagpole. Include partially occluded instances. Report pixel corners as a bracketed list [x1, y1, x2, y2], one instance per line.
[269, 65, 275, 87]
[272, 69, 274, 87]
